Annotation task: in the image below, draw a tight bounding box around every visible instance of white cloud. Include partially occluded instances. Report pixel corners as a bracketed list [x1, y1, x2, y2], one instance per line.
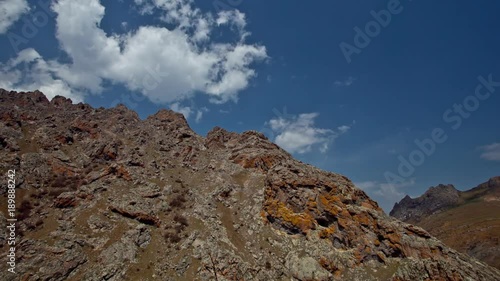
[134, 0, 155, 15]
[355, 179, 416, 212]
[170, 102, 192, 119]
[267, 113, 351, 154]
[217, 10, 246, 29]
[337, 125, 350, 134]
[478, 143, 500, 161]
[0, 48, 84, 102]
[143, 0, 213, 42]
[169, 103, 208, 123]
[334, 76, 356, 87]
[0, 0, 30, 34]
[195, 107, 208, 123]
[216, 10, 248, 39]
[0, 0, 267, 105]
[375, 183, 406, 199]
[355, 181, 378, 190]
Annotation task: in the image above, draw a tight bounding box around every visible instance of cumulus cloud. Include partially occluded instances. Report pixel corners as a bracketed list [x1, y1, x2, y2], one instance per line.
[0, 48, 84, 102]
[170, 102, 193, 119]
[0, 0, 267, 105]
[169, 103, 208, 123]
[478, 143, 500, 161]
[0, 0, 30, 34]
[267, 113, 351, 154]
[334, 76, 356, 87]
[134, 0, 155, 15]
[216, 10, 248, 39]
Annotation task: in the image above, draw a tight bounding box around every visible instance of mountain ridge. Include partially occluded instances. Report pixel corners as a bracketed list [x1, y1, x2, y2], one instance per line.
[1, 88, 499, 280]
[390, 177, 500, 270]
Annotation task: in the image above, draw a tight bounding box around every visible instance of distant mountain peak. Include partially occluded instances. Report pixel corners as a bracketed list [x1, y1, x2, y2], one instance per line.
[390, 177, 500, 270]
[390, 183, 461, 222]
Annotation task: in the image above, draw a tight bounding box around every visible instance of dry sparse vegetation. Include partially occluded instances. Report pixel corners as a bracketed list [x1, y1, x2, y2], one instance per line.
[169, 194, 187, 208]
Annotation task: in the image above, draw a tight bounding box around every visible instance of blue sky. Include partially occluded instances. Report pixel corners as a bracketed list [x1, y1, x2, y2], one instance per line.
[1, 0, 499, 211]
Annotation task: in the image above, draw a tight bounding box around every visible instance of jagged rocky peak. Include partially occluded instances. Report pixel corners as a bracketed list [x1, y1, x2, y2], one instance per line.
[205, 126, 239, 146]
[427, 183, 458, 194]
[424, 183, 461, 205]
[1, 89, 500, 280]
[486, 176, 500, 188]
[51, 95, 73, 107]
[146, 108, 195, 138]
[390, 183, 461, 222]
[390, 177, 500, 224]
[0, 88, 50, 106]
[389, 177, 500, 270]
[206, 127, 270, 146]
[148, 108, 187, 123]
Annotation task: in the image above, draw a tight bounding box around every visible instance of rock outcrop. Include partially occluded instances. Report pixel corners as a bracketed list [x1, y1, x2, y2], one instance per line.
[391, 177, 500, 270]
[390, 184, 462, 223]
[1, 89, 499, 280]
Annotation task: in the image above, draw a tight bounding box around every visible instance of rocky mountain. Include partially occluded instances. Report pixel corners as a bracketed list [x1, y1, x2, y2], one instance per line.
[390, 184, 463, 224]
[0, 89, 499, 281]
[390, 177, 500, 270]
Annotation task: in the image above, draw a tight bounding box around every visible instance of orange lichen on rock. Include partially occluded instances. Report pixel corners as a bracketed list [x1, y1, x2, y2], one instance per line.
[260, 210, 267, 220]
[232, 154, 279, 171]
[319, 194, 341, 216]
[318, 225, 336, 239]
[337, 217, 349, 230]
[306, 197, 321, 215]
[319, 257, 341, 276]
[386, 232, 401, 245]
[353, 245, 375, 264]
[264, 199, 315, 234]
[360, 200, 379, 210]
[353, 213, 374, 228]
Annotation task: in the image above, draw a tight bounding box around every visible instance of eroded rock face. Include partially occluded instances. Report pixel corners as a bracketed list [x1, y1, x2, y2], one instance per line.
[0, 89, 499, 281]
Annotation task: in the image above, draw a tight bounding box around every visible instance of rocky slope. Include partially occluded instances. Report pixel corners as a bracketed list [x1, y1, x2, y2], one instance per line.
[0, 88, 499, 280]
[390, 177, 500, 270]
